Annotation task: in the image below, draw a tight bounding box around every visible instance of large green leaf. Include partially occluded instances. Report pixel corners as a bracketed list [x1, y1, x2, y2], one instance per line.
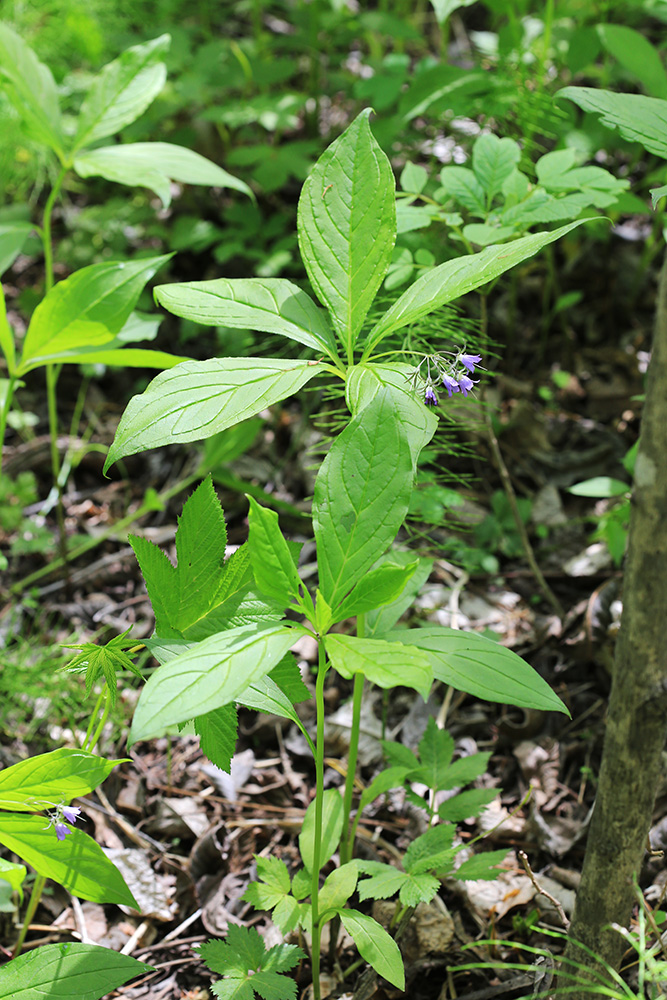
[0, 23, 64, 155]
[364, 220, 588, 353]
[0, 943, 152, 1000]
[345, 363, 438, 470]
[21, 345, 186, 371]
[154, 278, 337, 357]
[72, 35, 169, 151]
[0, 221, 33, 277]
[558, 87, 667, 159]
[129, 623, 298, 743]
[0, 749, 125, 813]
[596, 24, 667, 99]
[0, 817, 137, 907]
[105, 357, 323, 471]
[313, 388, 414, 607]
[19, 254, 171, 374]
[383, 627, 569, 714]
[324, 633, 432, 700]
[338, 909, 404, 990]
[297, 108, 396, 356]
[74, 142, 252, 208]
[299, 789, 344, 873]
[247, 498, 303, 607]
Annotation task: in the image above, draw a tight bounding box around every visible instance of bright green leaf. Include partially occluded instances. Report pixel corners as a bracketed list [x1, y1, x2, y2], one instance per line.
[325, 633, 432, 700]
[194, 703, 237, 773]
[318, 862, 359, 915]
[558, 87, 667, 159]
[332, 559, 419, 622]
[453, 848, 508, 881]
[247, 497, 303, 607]
[568, 477, 629, 497]
[299, 789, 344, 872]
[0, 943, 152, 1000]
[597, 24, 667, 99]
[0, 283, 15, 373]
[0, 748, 126, 813]
[472, 134, 520, 200]
[0, 23, 64, 155]
[0, 222, 33, 277]
[365, 552, 434, 638]
[338, 909, 404, 990]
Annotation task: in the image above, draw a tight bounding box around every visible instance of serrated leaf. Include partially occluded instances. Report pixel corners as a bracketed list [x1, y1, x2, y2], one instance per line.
[454, 848, 508, 881]
[382, 627, 570, 714]
[194, 703, 237, 772]
[399, 871, 441, 907]
[129, 623, 298, 743]
[313, 388, 414, 607]
[358, 765, 411, 814]
[0, 817, 136, 907]
[357, 861, 407, 901]
[338, 909, 404, 990]
[471, 133, 521, 200]
[154, 278, 337, 357]
[299, 789, 344, 873]
[269, 653, 310, 704]
[408, 717, 454, 792]
[365, 220, 589, 353]
[324, 633, 432, 700]
[403, 824, 457, 876]
[199, 927, 303, 1000]
[0, 748, 125, 813]
[104, 358, 323, 471]
[74, 142, 251, 208]
[0, 23, 64, 154]
[438, 788, 498, 822]
[0, 943, 152, 1000]
[297, 108, 396, 356]
[381, 741, 419, 770]
[558, 87, 667, 159]
[438, 166, 486, 215]
[19, 255, 171, 374]
[332, 559, 419, 622]
[73, 35, 169, 151]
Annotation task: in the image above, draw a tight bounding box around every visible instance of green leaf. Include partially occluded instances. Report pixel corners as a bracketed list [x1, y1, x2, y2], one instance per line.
[312, 388, 414, 607]
[0, 283, 15, 373]
[317, 862, 359, 915]
[0, 943, 152, 1000]
[438, 166, 487, 215]
[365, 220, 589, 353]
[356, 861, 407, 901]
[472, 134, 521, 200]
[463, 223, 516, 247]
[74, 142, 252, 208]
[194, 703, 237, 772]
[438, 788, 498, 822]
[242, 857, 301, 933]
[0, 222, 33, 277]
[154, 278, 337, 358]
[365, 552, 434, 638]
[453, 848, 508, 881]
[0, 748, 125, 813]
[381, 741, 420, 771]
[403, 823, 457, 875]
[382, 627, 570, 714]
[0, 816, 137, 907]
[332, 559, 419, 622]
[19, 254, 171, 374]
[0, 23, 64, 155]
[72, 35, 169, 151]
[429, 0, 478, 24]
[408, 717, 454, 792]
[324, 634, 432, 701]
[247, 498, 303, 607]
[0, 858, 26, 900]
[651, 184, 667, 209]
[568, 476, 629, 497]
[358, 765, 411, 814]
[338, 909, 405, 990]
[558, 87, 667, 159]
[129, 623, 299, 743]
[299, 789, 344, 873]
[105, 358, 324, 471]
[597, 24, 667, 99]
[199, 927, 303, 1000]
[345, 363, 438, 471]
[297, 108, 396, 356]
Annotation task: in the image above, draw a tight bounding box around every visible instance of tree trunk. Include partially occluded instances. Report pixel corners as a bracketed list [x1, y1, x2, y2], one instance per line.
[564, 254, 667, 991]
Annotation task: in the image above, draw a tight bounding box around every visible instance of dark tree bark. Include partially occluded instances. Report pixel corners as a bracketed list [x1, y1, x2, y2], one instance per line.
[564, 255, 667, 991]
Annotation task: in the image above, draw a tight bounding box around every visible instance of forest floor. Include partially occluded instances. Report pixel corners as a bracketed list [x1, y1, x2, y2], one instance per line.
[1, 226, 665, 1000]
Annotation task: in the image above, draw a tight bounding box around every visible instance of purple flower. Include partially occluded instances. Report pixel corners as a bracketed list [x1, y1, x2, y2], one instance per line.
[441, 373, 460, 398]
[62, 806, 81, 824]
[424, 385, 438, 406]
[458, 374, 479, 397]
[55, 822, 71, 841]
[460, 353, 482, 373]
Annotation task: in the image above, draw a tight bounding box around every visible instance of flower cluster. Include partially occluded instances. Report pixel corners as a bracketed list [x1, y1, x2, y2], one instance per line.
[413, 350, 483, 408]
[48, 804, 82, 841]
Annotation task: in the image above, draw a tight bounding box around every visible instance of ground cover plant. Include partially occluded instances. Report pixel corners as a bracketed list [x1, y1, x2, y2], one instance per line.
[1, 3, 667, 999]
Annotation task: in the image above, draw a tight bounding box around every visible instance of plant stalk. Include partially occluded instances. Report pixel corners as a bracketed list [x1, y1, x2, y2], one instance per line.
[13, 874, 47, 958]
[310, 638, 328, 1000]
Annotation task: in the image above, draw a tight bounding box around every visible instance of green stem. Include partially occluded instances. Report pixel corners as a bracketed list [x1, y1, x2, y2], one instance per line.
[13, 874, 47, 958]
[0, 373, 18, 475]
[42, 167, 67, 294]
[46, 363, 70, 571]
[81, 687, 106, 750]
[340, 671, 365, 865]
[86, 687, 111, 754]
[310, 639, 328, 1000]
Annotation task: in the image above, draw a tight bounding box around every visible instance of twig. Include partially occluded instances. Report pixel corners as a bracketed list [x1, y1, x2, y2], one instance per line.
[518, 850, 570, 929]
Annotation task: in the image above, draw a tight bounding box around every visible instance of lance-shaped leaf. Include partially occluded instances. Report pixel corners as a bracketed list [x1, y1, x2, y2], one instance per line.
[74, 142, 252, 208]
[382, 627, 569, 714]
[332, 559, 419, 622]
[0, 748, 126, 813]
[297, 108, 396, 356]
[299, 789, 344, 872]
[0, 221, 33, 277]
[105, 357, 323, 471]
[558, 86, 667, 159]
[0, 284, 15, 374]
[366, 552, 434, 638]
[325, 633, 432, 700]
[129, 623, 298, 743]
[338, 909, 404, 990]
[72, 35, 170, 152]
[0, 943, 153, 1000]
[313, 388, 414, 607]
[154, 277, 337, 357]
[247, 497, 303, 606]
[0, 816, 137, 907]
[364, 220, 589, 353]
[346, 362, 438, 470]
[19, 254, 171, 374]
[0, 24, 64, 155]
